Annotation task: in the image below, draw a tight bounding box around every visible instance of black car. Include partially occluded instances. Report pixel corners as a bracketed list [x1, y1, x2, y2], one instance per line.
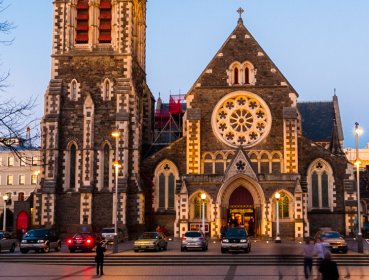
[221, 227, 251, 253]
[66, 232, 102, 252]
[20, 228, 61, 253]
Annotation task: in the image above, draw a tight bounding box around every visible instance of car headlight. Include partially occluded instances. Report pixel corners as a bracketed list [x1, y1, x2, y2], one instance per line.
[240, 239, 247, 243]
[37, 240, 45, 243]
[222, 239, 229, 243]
[21, 240, 27, 243]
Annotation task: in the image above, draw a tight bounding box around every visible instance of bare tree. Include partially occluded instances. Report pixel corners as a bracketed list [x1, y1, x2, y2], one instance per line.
[0, 0, 40, 164]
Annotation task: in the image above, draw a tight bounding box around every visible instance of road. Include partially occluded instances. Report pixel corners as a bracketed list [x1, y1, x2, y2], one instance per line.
[0, 239, 368, 279]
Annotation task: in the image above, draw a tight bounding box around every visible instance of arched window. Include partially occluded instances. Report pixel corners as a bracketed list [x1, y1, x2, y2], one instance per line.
[260, 153, 269, 174]
[215, 154, 225, 174]
[193, 196, 207, 219]
[99, 0, 112, 43]
[271, 153, 282, 174]
[103, 144, 110, 189]
[69, 144, 77, 189]
[155, 161, 179, 211]
[308, 159, 334, 210]
[71, 80, 77, 100]
[249, 153, 258, 172]
[245, 67, 250, 84]
[76, 0, 89, 44]
[18, 192, 25, 202]
[279, 192, 289, 219]
[203, 153, 213, 174]
[234, 67, 239, 84]
[104, 80, 110, 99]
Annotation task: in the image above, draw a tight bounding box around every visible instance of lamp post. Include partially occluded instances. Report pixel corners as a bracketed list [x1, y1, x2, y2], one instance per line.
[112, 130, 121, 253]
[355, 122, 363, 253]
[275, 192, 281, 243]
[2, 193, 9, 231]
[200, 193, 206, 236]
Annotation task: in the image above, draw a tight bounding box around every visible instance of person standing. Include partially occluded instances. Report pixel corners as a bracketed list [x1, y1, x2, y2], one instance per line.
[319, 251, 339, 280]
[95, 239, 106, 276]
[303, 238, 314, 279]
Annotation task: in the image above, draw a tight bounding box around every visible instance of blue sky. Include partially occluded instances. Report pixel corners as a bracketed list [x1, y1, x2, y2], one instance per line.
[1, 0, 368, 148]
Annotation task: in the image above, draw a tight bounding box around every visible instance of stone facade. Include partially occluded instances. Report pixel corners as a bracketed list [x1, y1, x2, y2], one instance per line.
[36, 0, 153, 234]
[142, 18, 356, 240]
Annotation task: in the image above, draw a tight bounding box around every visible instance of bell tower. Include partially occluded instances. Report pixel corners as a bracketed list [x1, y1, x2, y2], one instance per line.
[35, 0, 153, 233]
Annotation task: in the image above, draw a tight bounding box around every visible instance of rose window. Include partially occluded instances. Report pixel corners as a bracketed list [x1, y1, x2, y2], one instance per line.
[211, 92, 272, 148]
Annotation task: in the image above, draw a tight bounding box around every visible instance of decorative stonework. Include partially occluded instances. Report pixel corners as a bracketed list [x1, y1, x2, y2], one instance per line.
[212, 92, 272, 148]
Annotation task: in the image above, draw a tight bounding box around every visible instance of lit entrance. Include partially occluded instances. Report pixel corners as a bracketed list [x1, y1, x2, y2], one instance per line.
[227, 186, 255, 236]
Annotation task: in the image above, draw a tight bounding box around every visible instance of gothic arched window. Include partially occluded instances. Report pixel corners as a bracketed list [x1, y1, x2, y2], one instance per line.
[69, 144, 77, 189]
[154, 161, 179, 211]
[245, 67, 250, 84]
[103, 144, 110, 189]
[104, 80, 110, 99]
[99, 0, 112, 43]
[194, 196, 208, 219]
[71, 80, 77, 100]
[234, 67, 239, 84]
[308, 159, 334, 210]
[279, 192, 289, 219]
[76, 0, 89, 44]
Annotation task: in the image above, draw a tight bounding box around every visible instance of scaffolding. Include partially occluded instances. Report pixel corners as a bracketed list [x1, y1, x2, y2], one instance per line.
[153, 94, 185, 145]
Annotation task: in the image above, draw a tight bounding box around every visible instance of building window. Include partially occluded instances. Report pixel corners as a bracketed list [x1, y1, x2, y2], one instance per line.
[7, 175, 13, 185]
[19, 175, 25, 185]
[31, 175, 38, 185]
[194, 196, 207, 219]
[76, 0, 89, 44]
[101, 78, 112, 100]
[154, 160, 179, 211]
[308, 159, 334, 210]
[260, 153, 269, 174]
[228, 61, 256, 86]
[103, 144, 110, 189]
[203, 154, 213, 174]
[69, 144, 77, 189]
[271, 153, 282, 173]
[32, 157, 38, 166]
[278, 192, 289, 219]
[8, 157, 14, 166]
[99, 0, 112, 43]
[20, 158, 26, 166]
[214, 154, 225, 174]
[245, 67, 250, 84]
[18, 192, 25, 202]
[234, 67, 239, 84]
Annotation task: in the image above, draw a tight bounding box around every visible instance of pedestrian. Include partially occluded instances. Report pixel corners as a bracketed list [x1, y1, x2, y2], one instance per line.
[314, 238, 326, 261]
[319, 251, 339, 280]
[302, 238, 314, 279]
[95, 239, 106, 276]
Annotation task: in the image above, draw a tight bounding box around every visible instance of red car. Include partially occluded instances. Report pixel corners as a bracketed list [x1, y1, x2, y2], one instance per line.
[66, 232, 102, 253]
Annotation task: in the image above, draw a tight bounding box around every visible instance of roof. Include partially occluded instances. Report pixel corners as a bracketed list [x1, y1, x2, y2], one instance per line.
[297, 101, 335, 142]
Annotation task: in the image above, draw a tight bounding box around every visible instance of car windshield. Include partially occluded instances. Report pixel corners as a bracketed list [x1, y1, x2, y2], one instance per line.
[225, 228, 247, 238]
[102, 228, 114, 233]
[321, 232, 341, 239]
[141, 233, 158, 239]
[73, 233, 91, 238]
[25, 230, 48, 237]
[185, 232, 202, 238]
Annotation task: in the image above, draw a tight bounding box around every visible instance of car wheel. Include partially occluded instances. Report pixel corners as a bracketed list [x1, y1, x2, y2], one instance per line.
[180, 247, 185, 252]
[244, 247, 250, 253]
[155, 245, 160, 252]
[9, 244, 16, 253]
[221, 248, 227, 254]
[43, 244, 50, 253]
[55, 242, 61, 252]
[134, 249, 139, 252]
[20, 248, 29, 254]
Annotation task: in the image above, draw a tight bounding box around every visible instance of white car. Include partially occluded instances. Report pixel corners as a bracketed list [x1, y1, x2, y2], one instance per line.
[101, 227, 127, 243]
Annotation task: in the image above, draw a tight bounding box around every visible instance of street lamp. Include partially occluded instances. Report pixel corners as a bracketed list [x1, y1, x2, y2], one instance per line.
[355, 122, 363, 253]
[200, 193, 206, 236]
[275, 192, 281, 243]
[112, 130, 121, 254]
[2, 193, 9, 231]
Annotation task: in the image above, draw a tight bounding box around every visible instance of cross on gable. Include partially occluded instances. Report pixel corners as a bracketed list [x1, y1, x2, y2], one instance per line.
[237, 7, 244, 19]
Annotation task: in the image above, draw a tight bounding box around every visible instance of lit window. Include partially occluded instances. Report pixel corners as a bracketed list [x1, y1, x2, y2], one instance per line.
[19, 175, 25, 185]
[32, 157, 38, 166]
[278, 192, 289, 219]
[155, 161, 178, 210]
[194, 196, 207, 219]
[7, 175, 13, 185]
[31, 175, 38, 185]
[8, 157, 14, 167]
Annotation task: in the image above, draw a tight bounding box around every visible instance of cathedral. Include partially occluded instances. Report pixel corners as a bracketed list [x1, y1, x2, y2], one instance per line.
[35, 1, 358, 240]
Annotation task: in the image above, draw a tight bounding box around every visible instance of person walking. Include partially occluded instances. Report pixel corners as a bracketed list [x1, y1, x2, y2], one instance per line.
[95, 239, 106, 276]
[303, 238, 314, 279]
[319, 251, 339, 280]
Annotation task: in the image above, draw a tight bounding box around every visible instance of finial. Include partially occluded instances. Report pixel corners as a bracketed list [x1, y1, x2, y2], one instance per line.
[237, 7, 244, 19]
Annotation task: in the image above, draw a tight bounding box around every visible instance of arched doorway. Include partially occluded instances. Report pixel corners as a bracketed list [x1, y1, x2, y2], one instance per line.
[228, 186, 255, 235]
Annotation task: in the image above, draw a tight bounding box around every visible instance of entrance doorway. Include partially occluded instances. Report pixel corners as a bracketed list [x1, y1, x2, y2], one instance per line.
[227, 186, 255, 236]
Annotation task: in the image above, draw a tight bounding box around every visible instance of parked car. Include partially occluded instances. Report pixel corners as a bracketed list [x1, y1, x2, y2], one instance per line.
[221, 227, 251, 253]
[0, 231, 18, 253]
[180, 231, 208, 251]
[101, 227, 128, 244]
[66, 232, 102, 252]
[315, 230, 348, 253]
[133, 232, 167, 252]
[20, 228, 61, 253]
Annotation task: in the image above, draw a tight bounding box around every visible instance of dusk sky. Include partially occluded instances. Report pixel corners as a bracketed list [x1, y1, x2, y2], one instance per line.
[1, 0, 368, 148]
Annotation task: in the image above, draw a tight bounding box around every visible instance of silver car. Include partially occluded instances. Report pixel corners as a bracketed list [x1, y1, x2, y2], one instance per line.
[101, 227, 128, 244]
[181, 231, 208, 251]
